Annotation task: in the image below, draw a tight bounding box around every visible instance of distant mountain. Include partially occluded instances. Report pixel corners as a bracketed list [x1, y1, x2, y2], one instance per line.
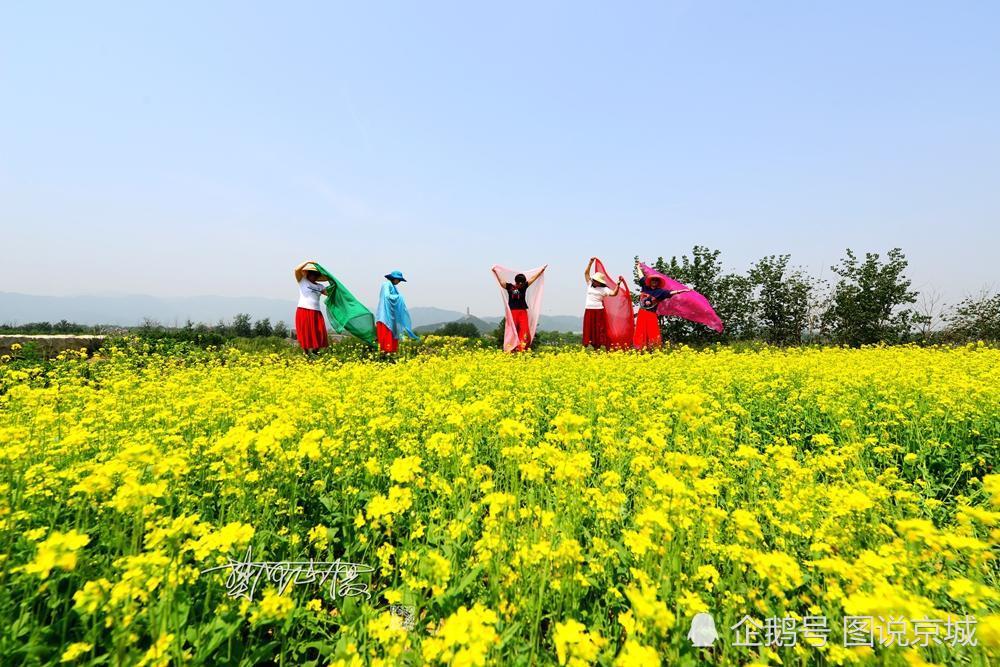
[415, 313, 582, 334]
[535, 315, 583, 332]
[407, 307, 471, 328]
[414, 314, 495, 335]
[0, 292, 297, 327]
[0, 293, 583, 332]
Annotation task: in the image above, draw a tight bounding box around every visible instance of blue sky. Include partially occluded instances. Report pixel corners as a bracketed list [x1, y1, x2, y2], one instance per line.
[2, 1, 998, 316]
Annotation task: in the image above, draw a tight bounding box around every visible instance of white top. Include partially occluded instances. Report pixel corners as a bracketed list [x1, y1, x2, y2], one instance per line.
[297, 277, 326, 311]
[585, 284, 613, 309]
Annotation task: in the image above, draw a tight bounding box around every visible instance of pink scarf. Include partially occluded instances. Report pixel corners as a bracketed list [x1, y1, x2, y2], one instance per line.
[492, 264, 545, 352]
[639, 262, 724, 332]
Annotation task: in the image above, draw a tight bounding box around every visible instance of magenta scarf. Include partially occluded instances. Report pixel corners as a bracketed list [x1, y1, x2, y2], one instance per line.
[638, 262, 724, 333]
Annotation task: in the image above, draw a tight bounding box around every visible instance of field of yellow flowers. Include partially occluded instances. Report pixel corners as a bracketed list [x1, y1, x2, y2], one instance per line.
[1, 340, 998, 666]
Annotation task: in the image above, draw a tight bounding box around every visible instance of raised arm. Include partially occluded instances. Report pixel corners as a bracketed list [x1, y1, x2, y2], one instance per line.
[584, 257, 595, 284]
[491, 267, 506, 289]
[527, 264, 547, 286]
[608, 277, 624, 297]
[294, 260, 313, 280]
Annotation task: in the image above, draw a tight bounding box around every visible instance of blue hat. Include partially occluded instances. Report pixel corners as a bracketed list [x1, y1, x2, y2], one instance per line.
[384, 270, 407, 282]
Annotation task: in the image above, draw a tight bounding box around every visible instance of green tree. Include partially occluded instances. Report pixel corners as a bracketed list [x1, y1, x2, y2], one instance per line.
[253, 318, 274, 338]
[748, 255, 814, 345]
[636, 246, 747, 343]
[943, 288, 1000, 342]
[231, 313, 253, 338]
[492, 320, 506, 348]
[528, 330, 579, 347]
[273, 320, 290, 339]
[435, 321, 481, 338]
[712, 273, 756, 342]
[821, 248, 919, 345]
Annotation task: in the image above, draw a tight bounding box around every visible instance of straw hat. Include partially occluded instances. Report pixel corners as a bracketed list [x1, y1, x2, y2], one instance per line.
[591, 272, 609, 286]
[645, 275, 664, 288]
[295, 261, 330, 282]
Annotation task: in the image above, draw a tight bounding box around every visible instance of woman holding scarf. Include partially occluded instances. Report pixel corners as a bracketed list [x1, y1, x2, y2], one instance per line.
[376, 270, 419, 355]
[294, 260, 334, 353]
[633, 261, 691, 350]
[582, 257, 625, 350]
[491, 264, 546, 352]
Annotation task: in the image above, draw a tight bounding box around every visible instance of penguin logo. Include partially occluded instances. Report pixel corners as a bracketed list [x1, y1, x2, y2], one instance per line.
[687, 612, 719, 647]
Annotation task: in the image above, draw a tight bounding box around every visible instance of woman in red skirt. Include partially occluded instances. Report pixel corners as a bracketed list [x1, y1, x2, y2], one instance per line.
[582, 257, 623, 350]
[294, 261, 334, 353]
[492, 267, 545, 351]
[633, 273, 691, 350]
[375, 270, 418, 356]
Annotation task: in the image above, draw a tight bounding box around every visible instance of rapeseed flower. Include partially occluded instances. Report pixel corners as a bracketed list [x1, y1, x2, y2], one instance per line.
[2, 343, 997, 664]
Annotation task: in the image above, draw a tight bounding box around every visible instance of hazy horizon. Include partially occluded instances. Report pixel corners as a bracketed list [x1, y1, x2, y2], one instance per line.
[3, 2, 999, 315]
[0, 291, 593, 332]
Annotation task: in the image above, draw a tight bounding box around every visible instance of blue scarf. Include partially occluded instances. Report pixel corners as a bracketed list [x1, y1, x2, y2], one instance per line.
[375, 280, 419, 341]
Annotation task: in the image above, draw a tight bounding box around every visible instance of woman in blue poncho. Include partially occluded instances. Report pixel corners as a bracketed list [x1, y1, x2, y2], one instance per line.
[376, 270, 419, 354]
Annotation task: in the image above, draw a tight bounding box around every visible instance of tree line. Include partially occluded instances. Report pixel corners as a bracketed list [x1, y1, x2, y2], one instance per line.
[0, 315, 289, 343]
[4, 246, 998, 348]
[641, 246, 999, 345]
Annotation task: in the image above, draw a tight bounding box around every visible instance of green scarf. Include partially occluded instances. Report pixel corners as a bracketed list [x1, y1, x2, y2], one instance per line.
[311, 263, 377, 346]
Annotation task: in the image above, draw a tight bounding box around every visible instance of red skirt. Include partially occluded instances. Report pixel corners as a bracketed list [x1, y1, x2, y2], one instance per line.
[582, 308, 608, 349]
[377, 321, 399, 353]
[509, 309, 531, 351]
[295, 307, 329, 350]
[633, 309, 662, 349]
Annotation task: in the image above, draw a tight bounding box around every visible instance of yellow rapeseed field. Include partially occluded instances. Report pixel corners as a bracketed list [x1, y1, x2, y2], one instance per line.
[1, 340, 998, 666]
